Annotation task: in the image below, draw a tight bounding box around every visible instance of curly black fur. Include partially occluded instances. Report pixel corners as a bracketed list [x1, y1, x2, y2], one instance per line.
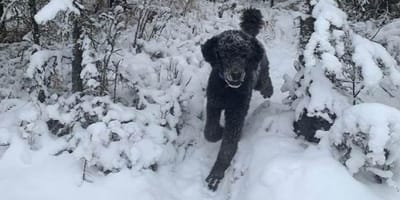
[201, 8, 273, 191]
[240, 8, 264, 37]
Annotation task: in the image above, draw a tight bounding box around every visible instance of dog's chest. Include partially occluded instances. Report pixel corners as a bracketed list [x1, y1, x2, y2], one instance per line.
[207, 78, 252, 107]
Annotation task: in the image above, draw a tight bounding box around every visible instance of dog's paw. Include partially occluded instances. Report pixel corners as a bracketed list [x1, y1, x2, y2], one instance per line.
[260, 85, 273, 98]
[206, 171, 224, 191]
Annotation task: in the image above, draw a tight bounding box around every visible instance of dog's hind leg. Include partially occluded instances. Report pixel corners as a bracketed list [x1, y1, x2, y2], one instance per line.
[204, 103, 223, 142]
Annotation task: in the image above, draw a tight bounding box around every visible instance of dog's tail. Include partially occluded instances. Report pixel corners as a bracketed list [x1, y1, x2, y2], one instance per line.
[240, 8, 263, 37]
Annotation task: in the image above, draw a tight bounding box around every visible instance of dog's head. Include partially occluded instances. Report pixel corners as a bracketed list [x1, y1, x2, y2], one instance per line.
[201, 30, 264, 88]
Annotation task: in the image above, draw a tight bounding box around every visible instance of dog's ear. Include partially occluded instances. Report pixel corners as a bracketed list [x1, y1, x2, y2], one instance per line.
[201, 36, 219, 66]
[250, 39, 265, 64]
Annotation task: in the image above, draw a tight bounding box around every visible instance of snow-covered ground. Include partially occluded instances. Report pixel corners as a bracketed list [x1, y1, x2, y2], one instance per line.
[1, 1, 400, 200]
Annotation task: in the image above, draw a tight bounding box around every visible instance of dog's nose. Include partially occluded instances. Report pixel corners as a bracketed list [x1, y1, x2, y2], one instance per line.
[231, 71, 242, 80]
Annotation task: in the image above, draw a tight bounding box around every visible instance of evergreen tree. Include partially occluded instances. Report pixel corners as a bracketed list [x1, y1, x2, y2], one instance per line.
[284, 0, 400, 142]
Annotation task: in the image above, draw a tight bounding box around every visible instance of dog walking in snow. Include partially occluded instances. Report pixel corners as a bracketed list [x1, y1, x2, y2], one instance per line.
[201, 8, 273, 191]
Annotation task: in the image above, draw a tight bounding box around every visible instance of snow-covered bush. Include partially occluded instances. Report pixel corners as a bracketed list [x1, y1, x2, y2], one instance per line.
[0, 0, 223, 179]
[46, 94, 178, 173]
[26, 48, 70, 99]
[285, 0, 400, 142]
[0, 98, 49, 151]
[79, 5, 126, 96]
[0, 93, 181, 173]
[26, 4, 207, 170]
[328, 103, 400, 187]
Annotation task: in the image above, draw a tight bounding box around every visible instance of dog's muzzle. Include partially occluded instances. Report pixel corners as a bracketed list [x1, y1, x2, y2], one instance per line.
[224, 71, 245, 88]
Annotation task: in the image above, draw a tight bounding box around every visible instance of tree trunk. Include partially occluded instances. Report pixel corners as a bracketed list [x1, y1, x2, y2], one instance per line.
[72, 17, 83, 93]
[0, 2, 3, 21]
[0, 1, 5, 40]
[28, 0, 40, 45]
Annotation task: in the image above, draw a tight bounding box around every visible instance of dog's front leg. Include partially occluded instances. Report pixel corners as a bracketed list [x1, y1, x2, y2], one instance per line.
[204, 103, 224, 142]
[255, 54, 273, 98]
[206, 107, 246, 191]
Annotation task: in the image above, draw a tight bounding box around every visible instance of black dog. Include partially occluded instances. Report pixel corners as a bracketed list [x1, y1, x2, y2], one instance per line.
[201, 8, 273, 191]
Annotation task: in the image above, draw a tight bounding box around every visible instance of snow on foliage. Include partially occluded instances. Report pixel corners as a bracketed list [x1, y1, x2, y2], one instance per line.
[25, 48, 70, 98]
[0, 42, 32, 99]
[34, 0, 79, 24]
[294, 67, 348, 122]
[287, 0, 400, 141]
[352, 34, 400, 87]
[299, 0, 400, 116]
[328, 103, 400, 187]
[46, 95, 178, 172]
[0, 93, 182, 172]
[375, 19, 400, 65]
[26, 49, 59, 79]
[2, 0, 214, 174]
[0, 99, 47, 151]
[292, 0, 350, 119]
[307, 0, 400, 91]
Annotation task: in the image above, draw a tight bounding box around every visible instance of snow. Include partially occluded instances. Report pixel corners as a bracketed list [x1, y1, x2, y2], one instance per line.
[1, 101, 395, 200]
[304, 0, 347, 71]
[233, 141, 381, 200]
[304, 67, 350, 119]
[331, 103, 400, 155]
[1, 0, 400, 200]
[26, 49, 58, 78]
[291, 0, 352, 120]
[34, 0, 79, 25]
[328, 103, 400, 186]
[352, 34, 400, 87]
[321, 52, 343, 74]
[311, 0, 347, 28]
